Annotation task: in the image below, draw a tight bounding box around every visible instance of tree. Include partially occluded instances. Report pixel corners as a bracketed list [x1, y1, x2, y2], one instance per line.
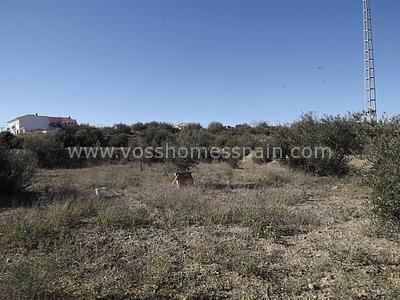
[254, 122, 271, 135]
[60, 125, 105, 147]
[109, 133, 129, 147]
[207, 122, 224, 134]
[114, 123, 131, 134]
[131, 122, 147, 133]
[165, 128, 208, 173]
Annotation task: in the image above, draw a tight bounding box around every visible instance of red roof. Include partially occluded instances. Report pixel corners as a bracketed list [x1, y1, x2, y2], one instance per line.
[48, 116, 76, 122]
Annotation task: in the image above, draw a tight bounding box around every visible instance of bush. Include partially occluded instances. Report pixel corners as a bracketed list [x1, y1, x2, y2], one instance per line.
[368, 121, 400, 228]
[113, 123, 131, 134]
[207, 121, 224, 134]
[61, 125, 106, 147]
[254, 122, 271, 135]
[273, 113, 350, 176]
[319, 114, 366, 155]
[108, 133, 129, 147]
[0, 149, 37, 196]
[165, 128, 209, 172]
[21, 134, 66, 168]
[131, 122, 147, 133]
[0, 132, 18, 149]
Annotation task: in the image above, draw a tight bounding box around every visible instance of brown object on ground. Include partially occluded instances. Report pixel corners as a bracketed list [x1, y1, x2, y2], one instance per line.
[172, 172, 194, 187]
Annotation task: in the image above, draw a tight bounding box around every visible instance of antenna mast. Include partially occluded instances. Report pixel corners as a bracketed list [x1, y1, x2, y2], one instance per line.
[363, 0, 377, 121]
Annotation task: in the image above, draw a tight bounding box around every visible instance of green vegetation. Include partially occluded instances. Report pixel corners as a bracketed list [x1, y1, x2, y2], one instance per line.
[0, 113, 371, 176]
[2, 113, 400, 298]
[368, 118, 400, 230]
[0, 148, 37, 197]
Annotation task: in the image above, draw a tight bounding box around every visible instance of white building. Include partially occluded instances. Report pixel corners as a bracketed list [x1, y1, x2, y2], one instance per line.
[7, 114, 77, 135]
[176, 122, 190, 130]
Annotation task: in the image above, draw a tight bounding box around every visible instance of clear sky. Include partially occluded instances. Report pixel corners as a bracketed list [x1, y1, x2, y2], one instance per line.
[0, 0, 399, 127]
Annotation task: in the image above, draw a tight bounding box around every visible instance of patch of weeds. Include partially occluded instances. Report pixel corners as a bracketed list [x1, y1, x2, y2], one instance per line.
[239, 258, 261, 277]
[387, 288, 400, 300]
[365, 218, 400, 243]
[284, 191, 310, 206]
[0, 257, 46, 298]
[328, 245, 377, 267]
[184, 285, 229, 299]
[242, 295, 259, 300]
[97, 202, 153, 229]
[140, 252, 175, 285]
[175, 208, 209, 226]
[256, 174, 290, 187]
[0, 237, 78, 298]
[6, 199, 101, 250]
[255, 165, 295, 187]
[108, 175, 142, 190]
[242, 207, 313, 241]
[210, 207, 243, 226]
[10, 218, 68, 249]
[67, 199, 100, 221]
[350, 247, 376, 266]
[251, 225, 287, 241]
[38, 178, 85, 203]
[194, 248, 217, 265]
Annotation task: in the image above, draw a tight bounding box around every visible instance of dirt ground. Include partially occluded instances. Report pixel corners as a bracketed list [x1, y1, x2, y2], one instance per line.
[0, 162, 399, 299]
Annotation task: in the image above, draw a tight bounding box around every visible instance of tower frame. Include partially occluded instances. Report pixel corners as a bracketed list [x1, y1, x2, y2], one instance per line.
[363, 0, 377, 121]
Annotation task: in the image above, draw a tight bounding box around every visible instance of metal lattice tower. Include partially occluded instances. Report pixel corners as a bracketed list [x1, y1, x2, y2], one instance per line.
[363, 0, 377, 121]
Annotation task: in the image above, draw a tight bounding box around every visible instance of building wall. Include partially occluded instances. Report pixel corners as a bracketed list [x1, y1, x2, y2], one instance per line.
[7, 120, 20, 134]
[20, 116, 50, 132]
[7, 115, 77, 135]
[7, 115, 50, 134]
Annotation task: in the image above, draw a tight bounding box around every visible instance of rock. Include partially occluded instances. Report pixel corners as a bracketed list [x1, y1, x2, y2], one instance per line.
[95, 187, 107, 198]
[321, 275, 334, 286]
[308, 283, 320, 290]
[356, 290, 368, 299]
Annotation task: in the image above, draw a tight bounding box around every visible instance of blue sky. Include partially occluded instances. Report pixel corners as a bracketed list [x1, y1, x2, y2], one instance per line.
[0, 0, 399, 127]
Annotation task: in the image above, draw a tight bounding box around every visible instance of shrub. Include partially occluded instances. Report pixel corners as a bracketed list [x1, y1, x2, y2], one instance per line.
[207, 121, 224, 134]
[0, 132, 18, 149]
[165, 128, 208, 172]
[254, 122, 271, 135]
[319, 114, 367, 155]
[138, 125, 175, 148]
[131, 122, 147, 132]
[113, 123, 131, 134]
[273, 113, 350, 176]
[0, 149, 37, 196]
[368, 121, 400, 228]
[61, 125, 106, 147]
[21, 134, 67, 168]
[108, 133, 129, 147]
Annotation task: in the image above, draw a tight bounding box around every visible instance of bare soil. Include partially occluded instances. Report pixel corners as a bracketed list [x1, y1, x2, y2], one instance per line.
[0, 162, 399, 299]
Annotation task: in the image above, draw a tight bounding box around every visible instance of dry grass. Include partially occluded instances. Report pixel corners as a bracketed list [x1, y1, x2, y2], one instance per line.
[0, 162, 399, 299]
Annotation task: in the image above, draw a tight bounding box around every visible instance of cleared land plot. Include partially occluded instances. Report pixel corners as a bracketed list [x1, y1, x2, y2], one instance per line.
[0, 162, 399, 299]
